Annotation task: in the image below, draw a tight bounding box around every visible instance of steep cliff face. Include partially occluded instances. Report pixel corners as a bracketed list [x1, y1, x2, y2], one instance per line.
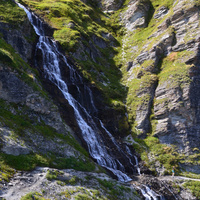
[120, 0, 200, 175]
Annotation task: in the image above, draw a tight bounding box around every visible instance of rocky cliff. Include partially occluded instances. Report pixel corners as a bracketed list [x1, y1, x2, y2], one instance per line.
[1, 0, 200, 199]
[120, 0, 200, 177]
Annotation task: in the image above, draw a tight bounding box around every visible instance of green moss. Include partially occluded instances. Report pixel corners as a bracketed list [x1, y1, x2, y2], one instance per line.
[0, 0, 27, 26]
[52, 156, 96, 172]
[20, 0, 108, 50]
[97, 178, 132, 199]
[69, 176, 77, 185]
[0, 151, 96, 173]
[74, 193, 92, 200]
[151, 0, 174, 10]
[46, 169, 64, 180]
[53, 28, 80, 51]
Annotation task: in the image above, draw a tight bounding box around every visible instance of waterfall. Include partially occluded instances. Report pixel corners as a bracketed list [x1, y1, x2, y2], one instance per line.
[134, 155, 141, 176]
[125, 145, 141, 176]
[133, 184, 165, 200]
[16, 2, 133, 182]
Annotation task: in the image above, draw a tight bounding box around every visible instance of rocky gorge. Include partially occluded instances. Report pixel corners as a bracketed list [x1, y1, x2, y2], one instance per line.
[0, 0, 200, 199]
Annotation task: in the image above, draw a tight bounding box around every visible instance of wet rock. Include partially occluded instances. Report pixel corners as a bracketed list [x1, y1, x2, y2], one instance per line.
[0, 19, 36, 62]
[0, 69, 31, 103]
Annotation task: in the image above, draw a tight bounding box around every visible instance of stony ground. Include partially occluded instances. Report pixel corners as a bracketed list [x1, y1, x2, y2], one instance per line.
[0, 167, 140, 200]
[1, 166, 198, 200]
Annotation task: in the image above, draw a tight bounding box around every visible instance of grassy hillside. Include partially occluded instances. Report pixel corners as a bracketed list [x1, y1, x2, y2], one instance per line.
[18, 0, 127, 107]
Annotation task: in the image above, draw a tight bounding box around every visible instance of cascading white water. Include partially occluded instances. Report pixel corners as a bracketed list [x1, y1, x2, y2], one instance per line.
[133, 184, 165, 200]
[134, 155, 141, 176]
[145, 185, 160, 200]
[17, 2, 133, 182]
[125, 145, 141, 176]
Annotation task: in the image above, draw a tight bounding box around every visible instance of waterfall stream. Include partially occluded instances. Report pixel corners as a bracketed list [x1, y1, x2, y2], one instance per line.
[16, 2, 134, 182]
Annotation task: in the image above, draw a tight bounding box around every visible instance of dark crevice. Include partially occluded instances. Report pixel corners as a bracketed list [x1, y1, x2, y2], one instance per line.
[146, 0, 155, 27]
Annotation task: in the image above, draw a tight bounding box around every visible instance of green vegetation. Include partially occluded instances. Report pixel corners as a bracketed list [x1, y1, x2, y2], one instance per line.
[0, 151, 95, 172]
[158, 51, 192, 87]
[52, 157, 96, 172]
[0, 0, 27, 26]
[60, 187, 108, 200]
[19, 0, 127, 110]
[21, 192, 49, 200]
[180, 172, 200, 179]
[151, 0, 174, 9]
[131, 136, 181, 175]
[183, 181, 200, 199]
[46, 169, 64, 180]
[126, 72, 158, 133]
[0, 153, 49, 171]
[0, 160, 15, 182]
[132, 135, 200, 176]
[144, 137, 180, 173]
[97, 178, 133, 199]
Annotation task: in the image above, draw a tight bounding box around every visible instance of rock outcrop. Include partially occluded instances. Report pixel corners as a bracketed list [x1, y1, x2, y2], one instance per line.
[122, 0, 200, 175]
[122, 0, 151, 31]
[0, 20, 36, 63]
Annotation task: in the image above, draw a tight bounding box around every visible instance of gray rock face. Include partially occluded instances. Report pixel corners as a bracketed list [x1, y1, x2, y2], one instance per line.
[122, 0, 151, 31]
[154, 6, 169, 19]
[0, 66, 79, 157]
[151, 1, 200, 155]
[0, 69, 31, 103]
[1, 127, 31, 156]
[122, 0, 200, 174]
[154, 82, 196, 153]
[134, 79, 158, 137]
[100, 0, 124, 11]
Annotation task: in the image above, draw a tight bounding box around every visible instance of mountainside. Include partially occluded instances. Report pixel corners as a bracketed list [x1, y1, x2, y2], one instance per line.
[1, 0, 200, 199]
